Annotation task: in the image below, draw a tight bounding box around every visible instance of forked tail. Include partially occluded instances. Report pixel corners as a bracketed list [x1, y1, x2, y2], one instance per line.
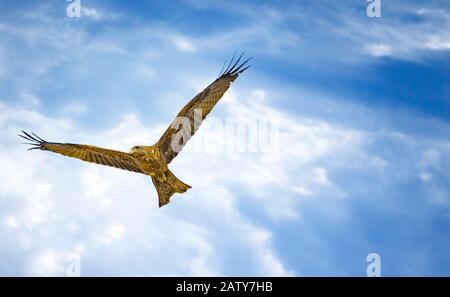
[151, 170, 191, 207]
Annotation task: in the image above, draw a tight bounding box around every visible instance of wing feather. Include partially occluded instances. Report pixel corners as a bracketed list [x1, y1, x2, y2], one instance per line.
[19, 131, 144, 174]
[157, 53, 251, 164]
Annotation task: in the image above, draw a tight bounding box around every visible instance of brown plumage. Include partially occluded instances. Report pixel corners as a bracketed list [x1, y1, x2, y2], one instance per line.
[19, 53, 251, 207]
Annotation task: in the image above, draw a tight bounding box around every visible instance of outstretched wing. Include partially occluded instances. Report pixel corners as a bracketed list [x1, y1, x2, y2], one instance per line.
[157, 52, 251, 164]
[19, 131, 144, 174]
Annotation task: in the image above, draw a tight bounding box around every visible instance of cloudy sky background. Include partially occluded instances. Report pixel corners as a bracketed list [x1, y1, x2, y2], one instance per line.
[0, 0, 449, 276]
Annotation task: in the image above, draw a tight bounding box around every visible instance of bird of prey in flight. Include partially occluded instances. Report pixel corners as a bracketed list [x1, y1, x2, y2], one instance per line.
[19, 53, 251, 207]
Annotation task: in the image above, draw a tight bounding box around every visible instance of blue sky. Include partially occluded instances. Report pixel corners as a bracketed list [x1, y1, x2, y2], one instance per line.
[0, 0, 449, 276]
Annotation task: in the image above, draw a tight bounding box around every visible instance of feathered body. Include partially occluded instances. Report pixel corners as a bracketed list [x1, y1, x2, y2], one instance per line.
[20, 53, 251, 207]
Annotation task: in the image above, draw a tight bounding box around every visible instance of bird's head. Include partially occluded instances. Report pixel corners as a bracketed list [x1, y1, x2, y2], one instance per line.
[129, 145, 158, 158]
[129, 145, 146, 155]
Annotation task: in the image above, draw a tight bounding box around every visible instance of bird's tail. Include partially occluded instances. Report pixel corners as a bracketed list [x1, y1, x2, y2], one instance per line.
[151, 170, 191, 207]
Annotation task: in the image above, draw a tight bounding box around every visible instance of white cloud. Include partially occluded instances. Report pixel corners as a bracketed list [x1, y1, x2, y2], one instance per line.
[425, 36, 450, 51]
[82, 7, 101, 20]
[5, 216, 19, 229]
[170, 35, 197, 53]
[20, 92, 40, 107]
[182, 0, 450, 62]
[293, 186, 313, 198]
[339, 4, 450, 60]
[96, 223, 126, 245]
[365, 43, 393, 57]
[27, 249, 66, 276]
[61, 102, 88, 116]
[420, 172, 432, 182]
[313, 167, 329, 185]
